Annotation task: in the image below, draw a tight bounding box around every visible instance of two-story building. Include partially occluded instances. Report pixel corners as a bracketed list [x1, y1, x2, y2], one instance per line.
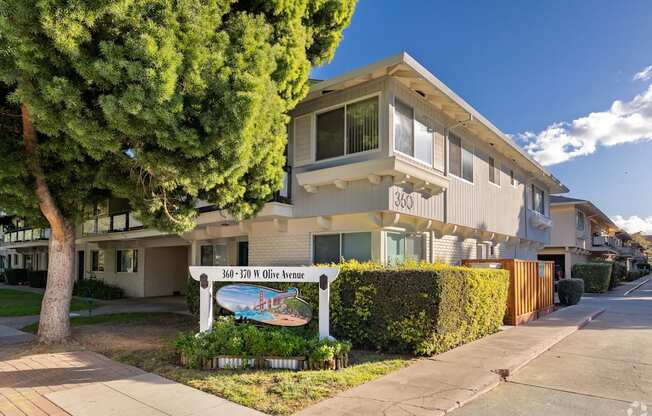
[2, 53, 568, 297]
[539, 195, 637, 279]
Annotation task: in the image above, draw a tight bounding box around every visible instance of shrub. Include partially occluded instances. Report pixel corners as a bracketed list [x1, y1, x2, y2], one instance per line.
[73, 279, 124, 300]
[609, 261, 627, 289]
[186, 277, 199, 315]
[5, 269, 28, 285]
[572, 263, 611, 293]
[557, 278, 584, 305]
[27, 270, 47, 288]
[627, 270, 644, 281]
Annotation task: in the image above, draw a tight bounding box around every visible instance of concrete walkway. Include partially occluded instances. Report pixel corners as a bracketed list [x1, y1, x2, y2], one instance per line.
[450, 275, 652, 416]
[0, 284, 188, 330]
[0, 351, 263, 416]
[298, 303, 604, 416]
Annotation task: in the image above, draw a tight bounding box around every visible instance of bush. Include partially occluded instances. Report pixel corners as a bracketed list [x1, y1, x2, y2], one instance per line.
[572, 263, 612, 293]
[173, 318, 351, 369]
[609, 261, 627, 289]
[73, 279, 124, 300]
[271, 261, 508, 356]
[557, 278, 584, 306]
[186, 277, 199, 315]
[627, 270, 644, 281]
[5, 269, 28, 285]
[27, 270, 47, 288]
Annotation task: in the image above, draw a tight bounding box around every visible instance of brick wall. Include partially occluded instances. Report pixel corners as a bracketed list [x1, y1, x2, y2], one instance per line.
[249, 230, 312, 266]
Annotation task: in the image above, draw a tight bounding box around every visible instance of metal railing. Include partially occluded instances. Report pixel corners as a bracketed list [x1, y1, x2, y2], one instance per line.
[1, 227, 50, 245]
[82, 212, 144, 235]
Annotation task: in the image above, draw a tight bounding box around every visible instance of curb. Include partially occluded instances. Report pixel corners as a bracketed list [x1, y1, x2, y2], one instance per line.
[494, 307, 605, 378]
[624, 277, 651, 296]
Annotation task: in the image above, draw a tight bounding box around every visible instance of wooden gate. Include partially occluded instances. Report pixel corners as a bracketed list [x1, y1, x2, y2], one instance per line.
[463, 259, 554, 325]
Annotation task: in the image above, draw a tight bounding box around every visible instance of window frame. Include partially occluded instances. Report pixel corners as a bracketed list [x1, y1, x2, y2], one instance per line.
[385, 231, 425, 264]
[488, 156, 501, 187]
[311, 231, 373, 264]
[576, 210, 586, 231]
[313, 94, 381, 163]
[448, 132, 474, 184]
[509, 169, 516, 187]
[531, 184, 546, 215]
[116, 249, 138, 273]
[392, 98, 437, 167]
[90, 250, 105, 272]
[200, 243, 228, 266]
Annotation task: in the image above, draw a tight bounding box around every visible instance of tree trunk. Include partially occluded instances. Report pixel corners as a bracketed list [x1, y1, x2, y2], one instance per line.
[21, 104, 76, 343]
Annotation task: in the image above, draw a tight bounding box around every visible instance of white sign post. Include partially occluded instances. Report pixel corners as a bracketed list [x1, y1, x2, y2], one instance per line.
[188, 266, 340, 339]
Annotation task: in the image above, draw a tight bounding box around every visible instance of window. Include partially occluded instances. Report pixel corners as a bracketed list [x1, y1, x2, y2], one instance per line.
[449, 133, 473, 182]
[489, 157, 500, 185]
[386, 232, 423, 264]
[91, 250, 105, 272]
[200, 244, 228, 266]
[316, 97, 378, 161]
[313, 232, 372, 264]
[116, 249, 138, 273]
[510, 169, 516, 186]
[393, 100, 434, 165]
[576, 210, 585, 231]
[532, 185, 545, 215]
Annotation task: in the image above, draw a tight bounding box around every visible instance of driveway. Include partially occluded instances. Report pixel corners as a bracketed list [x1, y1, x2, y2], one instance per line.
[451, 277, 652, 416]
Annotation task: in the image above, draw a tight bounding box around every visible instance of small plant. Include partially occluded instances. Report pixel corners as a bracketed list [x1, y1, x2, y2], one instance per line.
[557, 278, 584, 306]
[73, 279, 124, 300]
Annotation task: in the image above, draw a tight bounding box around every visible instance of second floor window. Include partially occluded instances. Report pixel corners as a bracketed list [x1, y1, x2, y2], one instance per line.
[394, 99, 434, 165]
[489, 157, 500, 185]
[576, 210, 585, 231]
[316, 96, 379, 161]
[449, 133, 474, 183]
[532, 185, 545, 215]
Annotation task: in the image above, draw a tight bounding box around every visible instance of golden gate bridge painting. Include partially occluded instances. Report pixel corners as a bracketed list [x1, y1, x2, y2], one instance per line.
[216, 284, 313, 326]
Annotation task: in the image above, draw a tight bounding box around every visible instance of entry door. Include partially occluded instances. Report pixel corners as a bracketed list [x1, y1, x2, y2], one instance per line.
[77, 251, 85, 280]
[238, 242, 249, 266]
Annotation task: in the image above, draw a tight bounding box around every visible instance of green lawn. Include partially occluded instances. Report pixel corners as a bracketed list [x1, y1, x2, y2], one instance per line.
[0, 288, 89, 317]
[21, 312, 160, 333]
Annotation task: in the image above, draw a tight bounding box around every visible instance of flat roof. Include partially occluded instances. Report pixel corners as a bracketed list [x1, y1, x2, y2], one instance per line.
[307, 52, 569, 194]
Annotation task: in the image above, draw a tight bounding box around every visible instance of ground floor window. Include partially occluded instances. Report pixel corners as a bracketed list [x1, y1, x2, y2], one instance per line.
[91, 250, 105, 272]
[200, 244, 228, 266]
[386, 232, 424, 264]
[313, 232, 372, 264]
[116, 249, 138, 273]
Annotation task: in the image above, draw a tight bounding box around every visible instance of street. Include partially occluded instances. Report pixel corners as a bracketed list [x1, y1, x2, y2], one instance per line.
[452, 278, 652, 416]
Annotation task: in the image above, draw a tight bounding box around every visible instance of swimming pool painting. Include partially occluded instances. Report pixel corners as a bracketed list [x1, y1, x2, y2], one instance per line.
[216, 284, 313, 326]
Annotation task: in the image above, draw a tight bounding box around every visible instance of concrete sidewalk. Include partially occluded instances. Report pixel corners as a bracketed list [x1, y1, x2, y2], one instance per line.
[0, 351, 263, 416]
[298, 304, 604, 416]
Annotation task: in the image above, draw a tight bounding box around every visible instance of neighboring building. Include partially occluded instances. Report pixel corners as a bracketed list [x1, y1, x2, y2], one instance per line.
[0, 52, 568, 297]
[539, 195, 643, 278]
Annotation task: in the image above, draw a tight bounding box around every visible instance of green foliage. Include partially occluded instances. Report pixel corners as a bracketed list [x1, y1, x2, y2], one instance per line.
[557, 278, 584, 306]
[173, 317, 351, 369]
[186, 277, 200, 315]
[610, 261, 627, 289]
[5, 268, 28, 285]
[0, 0, 355, 232]
[73, 278, 124, 300]
[626, 269, 645, 281]
[571, 263, 612, 293]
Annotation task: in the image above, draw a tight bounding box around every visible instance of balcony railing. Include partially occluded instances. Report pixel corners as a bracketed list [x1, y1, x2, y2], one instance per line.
[1, 227, 50, 245]
[83, 212, 144, 235]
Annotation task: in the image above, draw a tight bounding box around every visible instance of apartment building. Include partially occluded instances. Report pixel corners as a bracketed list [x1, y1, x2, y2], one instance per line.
[539, 195, 642, 278]
[0, 53, 568, 297]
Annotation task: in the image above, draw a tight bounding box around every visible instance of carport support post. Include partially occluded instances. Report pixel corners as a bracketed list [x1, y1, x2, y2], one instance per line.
[319, 274, 330, 340]
[199, 274, 214, 332]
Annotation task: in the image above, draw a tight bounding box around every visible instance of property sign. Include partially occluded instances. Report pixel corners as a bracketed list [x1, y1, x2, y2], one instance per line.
[189, 266, 340, 339]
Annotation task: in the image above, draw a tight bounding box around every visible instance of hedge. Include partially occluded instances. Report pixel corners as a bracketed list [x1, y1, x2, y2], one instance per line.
[188, 261, 509, 356]
[557, 278, 584, 306]
[571, 263, 612, 293]
[5, 269, 28, 285]
[27, 270, 47, 288]
[609, 261, 627, 289]
[73, 279, 124, 300]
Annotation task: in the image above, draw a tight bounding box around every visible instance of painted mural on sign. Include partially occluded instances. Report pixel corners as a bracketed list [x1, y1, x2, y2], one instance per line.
[216, 284, 312, 326]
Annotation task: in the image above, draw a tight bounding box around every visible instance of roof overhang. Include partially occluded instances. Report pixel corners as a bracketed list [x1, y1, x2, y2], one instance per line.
[307, 52, 568, 194]
[551, 199, 618, 231]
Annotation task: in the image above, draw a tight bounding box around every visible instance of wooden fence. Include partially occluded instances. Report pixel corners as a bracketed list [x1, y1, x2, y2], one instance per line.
[463, 259, 554, 325]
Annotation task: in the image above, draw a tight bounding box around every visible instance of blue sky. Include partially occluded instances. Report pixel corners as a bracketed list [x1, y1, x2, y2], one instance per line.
[311, 0, 652, 233]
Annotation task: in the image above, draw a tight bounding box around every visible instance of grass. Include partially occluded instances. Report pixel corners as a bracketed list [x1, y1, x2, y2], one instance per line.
[0, 288, 89, 317]
[118, 348, 413, 415]
[21, 312, 160, 333]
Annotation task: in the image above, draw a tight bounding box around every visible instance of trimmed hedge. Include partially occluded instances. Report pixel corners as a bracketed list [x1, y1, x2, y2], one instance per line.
[609, 261, 627, 289]
[557, 278, 584, 306]
[572, 263, 612, 293]
[189, 261, 509, 356]
[28, 270, 47, 288]
[73, 279, 124, 300]
[5, 269, 28, 285]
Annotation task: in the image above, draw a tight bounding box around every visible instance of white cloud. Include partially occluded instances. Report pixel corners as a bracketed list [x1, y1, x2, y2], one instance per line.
[633, 65, 652, 82]
[612, 215, 652, 234]
[517, 81, 652, 166]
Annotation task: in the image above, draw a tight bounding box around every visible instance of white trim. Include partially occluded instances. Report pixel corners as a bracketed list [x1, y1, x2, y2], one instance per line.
[312, 93, 382, 163]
